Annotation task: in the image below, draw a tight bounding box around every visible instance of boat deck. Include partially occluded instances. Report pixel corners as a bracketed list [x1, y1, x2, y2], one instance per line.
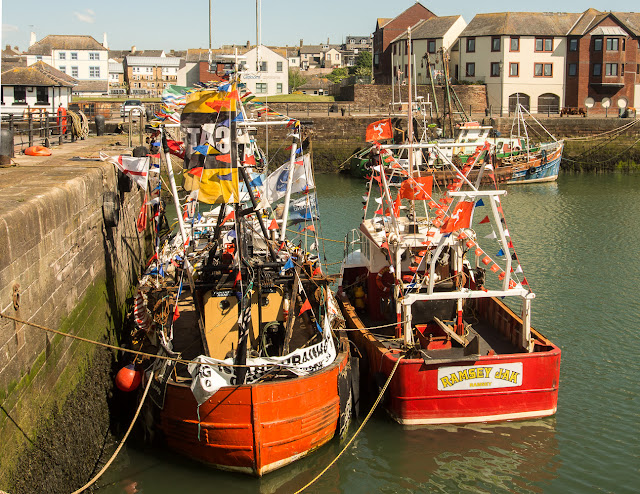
[171, 292, 205, 377]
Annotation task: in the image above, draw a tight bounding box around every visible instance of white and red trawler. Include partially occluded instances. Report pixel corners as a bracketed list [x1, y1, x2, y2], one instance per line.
[336, 27, 559, 425]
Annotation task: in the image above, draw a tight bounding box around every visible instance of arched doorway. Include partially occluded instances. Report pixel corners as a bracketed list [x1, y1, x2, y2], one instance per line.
[538, 93, 560, 114]
[509, 93, 530, 113]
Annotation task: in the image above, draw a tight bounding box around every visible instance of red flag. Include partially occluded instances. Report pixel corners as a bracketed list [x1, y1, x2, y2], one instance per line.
[299, 298, 312, 316]
[393, 194, 401, 217]
[522, 277, 529, 286]
[166, 139, 185, 159]
[312, 265, 322, 276]
[365, 118, 393, 142]
[216, 154, 231, 163]
[242, 155, 256, 165]
[440, 201, 475, 233]
[490, 264, 500, 273]
[479, 215, 490, 224]
[268, 219, 278, 230]
[187, 167, 204, 178]
[399, 176, 433, 200]
[223, 210, 235, 223]
[508, 241, 514, 248]
[233, 270, 242, 287]
[173, 303, 180, 321]
[304, 224, 316, 232]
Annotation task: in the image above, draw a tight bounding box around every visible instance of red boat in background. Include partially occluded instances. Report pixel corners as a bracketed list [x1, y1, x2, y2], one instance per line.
[337, 27, 559, 426]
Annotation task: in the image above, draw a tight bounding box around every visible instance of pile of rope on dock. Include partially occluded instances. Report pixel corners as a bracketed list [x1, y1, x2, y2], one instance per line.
[67, 110, 90, 139]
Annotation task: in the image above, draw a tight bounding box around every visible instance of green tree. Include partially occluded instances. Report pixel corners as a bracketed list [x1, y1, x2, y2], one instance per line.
[349, 51, 372, 77]
[289, 69, 307, 92]
[326, 67, 349, 83]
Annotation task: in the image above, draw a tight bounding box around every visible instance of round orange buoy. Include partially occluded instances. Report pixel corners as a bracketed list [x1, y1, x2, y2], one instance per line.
[25, 146, 52, 156]
[115, 364, 142, 392]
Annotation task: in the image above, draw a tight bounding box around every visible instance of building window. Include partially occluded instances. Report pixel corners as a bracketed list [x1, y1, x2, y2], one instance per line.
[535, 38, 553, 52]
[276, 83, 283, 94]
[276, 61, 283, 72]
[510, 37, 519, 52]
[36, 56, 43, 61]
[465, 62, 475, 77]
[568, 63, 577, 76]
[490, 62, 500, 77]
[256, 83, 267, 93]
[569, 39, 578, 51]
[605, 63, 618, 76]
[606, 38, 619, 51]
[327, 54, 331, 61]
[593, 63, 602, 76]
[594, 38, 602, 51]
[89, 66, 100, 78]
[491, 37, 500, 52]
[71, 66, 78, 77]
[89, 52, 100, 60]
[393, 44, 396, 55]
[260, 61, 267, 72]
[71, 52, 78, 60]
[427, 40, 436, 53]
[59, 66, 66, 73]
[466, 38, 475, 53]
[13, 86, 27, 103]
[59, 52, 66, 60]
[36, 86, 49, 104]
[509, 63, 519, 77]
[534, 63, 552, 77]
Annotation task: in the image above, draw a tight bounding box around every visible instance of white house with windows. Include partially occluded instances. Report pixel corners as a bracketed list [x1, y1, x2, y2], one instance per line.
[25, 33, 109, 97]
[1, 61, 75, 115]
[240, 46, 288, 96]
[390, 16, 466, 86]
[458, 12, 579, 114]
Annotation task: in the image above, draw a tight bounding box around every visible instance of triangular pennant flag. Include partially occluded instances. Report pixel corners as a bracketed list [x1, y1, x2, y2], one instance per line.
[515, 265, 523, 273]
[173, 303, 180, 321]
[268, 219, 278, 230]
[497, 249, 504, 257]
[479, 216, 490, 224]
[312, 265, 322, 276]
[476, 199, 485, 207]
[508, 240, 514, 248]
[223, 210, 235, 223]
[504, 229, 510, 236]
[304, 224, 316, 232]
[522, 277, 529, 286]
[485, 231, 497, 239]
[299, 298, 312, 316]
[233, 270, 242, 287]
[187, 167, 204, 178]
[283, 258, 294, 271]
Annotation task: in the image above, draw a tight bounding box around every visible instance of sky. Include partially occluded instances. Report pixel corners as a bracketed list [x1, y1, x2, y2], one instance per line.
[1, 0, 639, 52]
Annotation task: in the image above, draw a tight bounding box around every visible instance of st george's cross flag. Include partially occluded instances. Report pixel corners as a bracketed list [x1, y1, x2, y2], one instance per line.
[100, 152, 149, 189]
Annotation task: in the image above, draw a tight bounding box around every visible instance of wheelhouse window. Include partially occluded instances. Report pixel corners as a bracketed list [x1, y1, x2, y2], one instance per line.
[509, 62, 519, 77]
[510, 37, 519, 52]
[491, 37, 500, 52]
[466, 38, 475, 53]
[465, 62, 475, 77]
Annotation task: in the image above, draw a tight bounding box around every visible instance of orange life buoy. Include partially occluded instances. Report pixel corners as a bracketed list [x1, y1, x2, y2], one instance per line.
[376, 266, 395, 296]
[25, 146, 52, 156]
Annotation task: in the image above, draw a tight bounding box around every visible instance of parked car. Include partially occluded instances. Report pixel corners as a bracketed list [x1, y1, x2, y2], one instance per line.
[120, 99, 145, 117]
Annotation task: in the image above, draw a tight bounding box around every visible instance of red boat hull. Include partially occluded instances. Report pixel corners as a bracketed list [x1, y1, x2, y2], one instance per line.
[158, 348, 350, 475]
[341, 295, 560, 425]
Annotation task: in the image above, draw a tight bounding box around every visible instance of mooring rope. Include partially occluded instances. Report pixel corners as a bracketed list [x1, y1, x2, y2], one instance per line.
[70, 371, 154, 494]
[293, 355, 404, 494]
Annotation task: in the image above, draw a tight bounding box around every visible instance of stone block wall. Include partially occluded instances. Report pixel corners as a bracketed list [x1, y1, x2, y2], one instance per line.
[0, 153, 148, 491]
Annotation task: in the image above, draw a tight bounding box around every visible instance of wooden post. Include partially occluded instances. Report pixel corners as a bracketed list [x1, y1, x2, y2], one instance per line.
[28, 111, 33, 147]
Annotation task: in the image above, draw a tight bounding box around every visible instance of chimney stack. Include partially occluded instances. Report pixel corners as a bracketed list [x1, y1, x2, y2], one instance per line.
[246, 40, 250, 48]
[29, 32, 36, 47]
[131, 45, 136, 54]
[300, 39, 303, 48]
[102, 32, 108, 49]
[327, 37, 330, 45]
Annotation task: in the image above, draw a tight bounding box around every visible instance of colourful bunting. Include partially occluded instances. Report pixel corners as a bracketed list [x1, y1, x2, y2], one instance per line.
[479, 216, 490, 224]
[299, 298, 312, 316]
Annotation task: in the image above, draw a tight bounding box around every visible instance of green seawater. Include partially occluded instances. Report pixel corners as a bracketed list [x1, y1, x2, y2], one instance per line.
[102, 173, 640, 494]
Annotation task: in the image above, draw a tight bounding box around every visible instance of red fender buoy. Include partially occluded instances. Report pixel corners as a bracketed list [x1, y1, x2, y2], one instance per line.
[115, 364, 142, 392]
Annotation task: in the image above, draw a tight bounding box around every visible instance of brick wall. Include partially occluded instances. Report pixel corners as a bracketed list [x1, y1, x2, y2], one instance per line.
[0, 151, 148, 490]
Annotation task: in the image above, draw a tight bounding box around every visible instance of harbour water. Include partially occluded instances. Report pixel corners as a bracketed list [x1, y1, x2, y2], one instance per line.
[102, 173, 639, 494]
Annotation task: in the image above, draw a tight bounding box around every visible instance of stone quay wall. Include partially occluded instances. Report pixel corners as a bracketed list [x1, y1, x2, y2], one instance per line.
[0, 136, 148, 493]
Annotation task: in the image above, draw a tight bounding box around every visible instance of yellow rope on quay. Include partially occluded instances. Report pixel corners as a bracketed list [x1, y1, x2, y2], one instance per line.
[70, 371, 154, 494]
[293, 355, 404, 494]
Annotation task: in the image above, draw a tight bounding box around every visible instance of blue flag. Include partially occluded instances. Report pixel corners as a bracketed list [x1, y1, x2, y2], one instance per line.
[476, 199, 485, 207]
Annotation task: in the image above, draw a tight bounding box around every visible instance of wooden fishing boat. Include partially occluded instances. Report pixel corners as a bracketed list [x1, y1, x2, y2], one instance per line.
[337, 28, 560, 426]
[121, 78, 353, 476]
